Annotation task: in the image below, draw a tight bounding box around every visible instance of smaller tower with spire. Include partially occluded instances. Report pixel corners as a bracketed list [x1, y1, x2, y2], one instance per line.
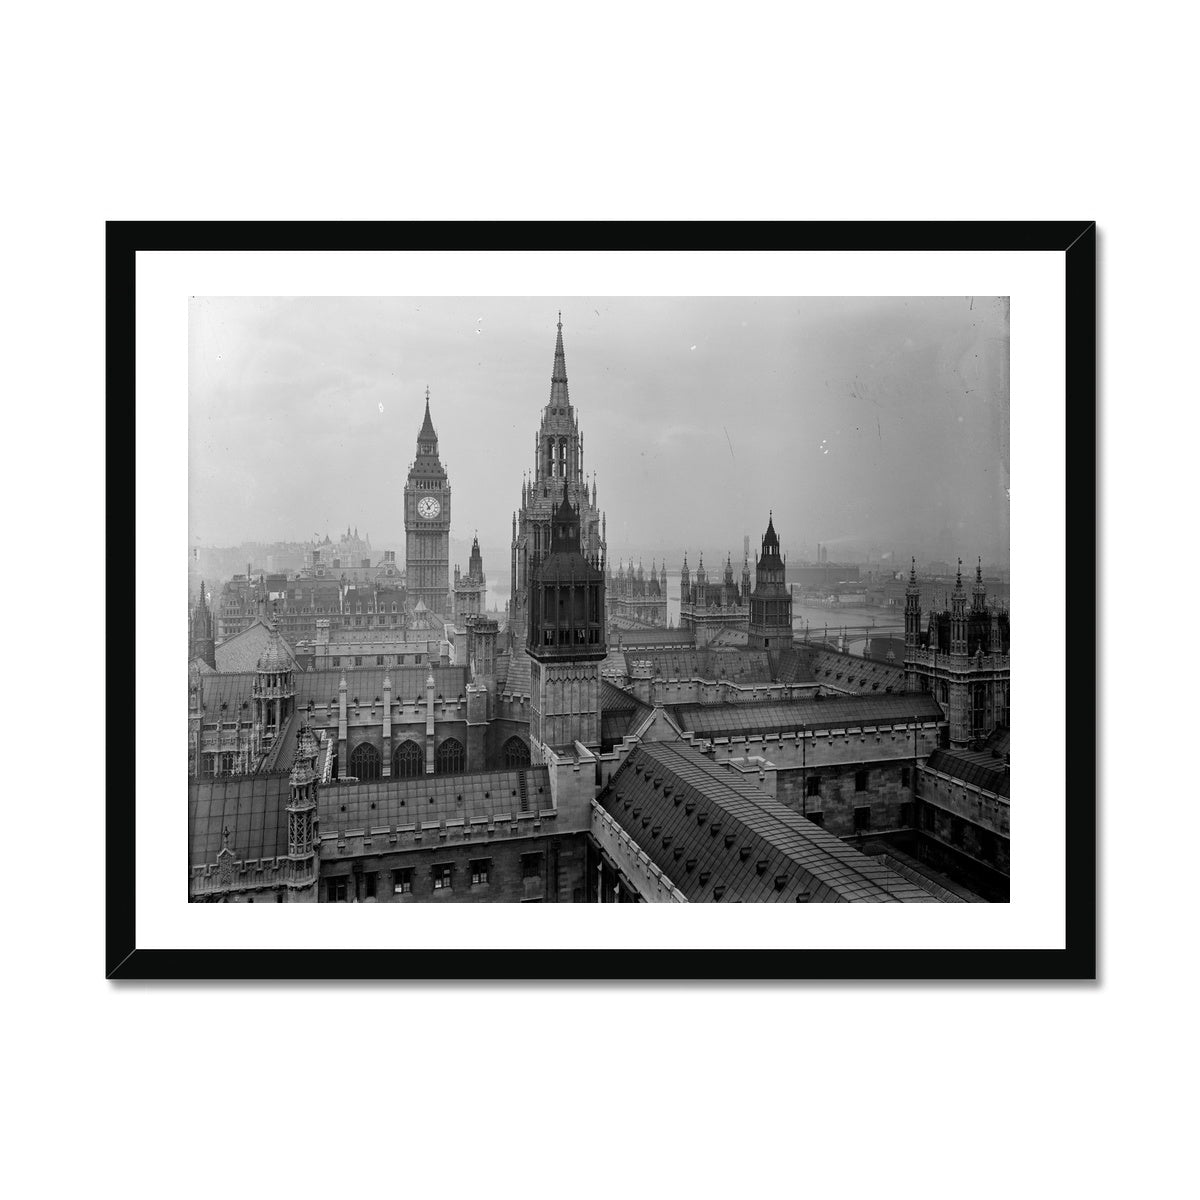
[950, 558, 969, 655]
[189, 578, 216, 670]
[747, 512, 792, 651]
[285, 723, 321, 901]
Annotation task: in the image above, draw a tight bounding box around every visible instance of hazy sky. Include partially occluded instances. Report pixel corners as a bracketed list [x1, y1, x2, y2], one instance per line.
[189, 296, 1009, 570]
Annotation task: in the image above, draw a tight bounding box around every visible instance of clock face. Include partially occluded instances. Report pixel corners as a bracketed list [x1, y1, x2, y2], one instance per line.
[417, 495, 441, 520]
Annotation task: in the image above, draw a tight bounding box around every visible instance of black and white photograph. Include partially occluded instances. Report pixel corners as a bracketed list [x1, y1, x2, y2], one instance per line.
[187, 294, 1012, 906]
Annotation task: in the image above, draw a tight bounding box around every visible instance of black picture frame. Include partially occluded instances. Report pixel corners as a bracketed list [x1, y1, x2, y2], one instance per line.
[107, 220, 1096, 981]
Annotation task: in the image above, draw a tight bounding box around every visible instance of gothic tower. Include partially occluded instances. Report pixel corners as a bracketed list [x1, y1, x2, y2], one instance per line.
[527, 483, 607, 760]
[453, 533, 487, 626]
[950, 558, 969, 655]
[285, 723, 320, 901]
[904, 557, 922, 689]
[189, 579, 216, 670]
[253, 619, 295, 753]
[747, 513, 792, 650]
[509, 316, 606, 648]
[404, 388, 452, 615]
[972, 556, 987, 613]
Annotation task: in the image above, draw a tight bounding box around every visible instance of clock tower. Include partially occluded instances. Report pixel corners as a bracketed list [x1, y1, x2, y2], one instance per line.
[404, 388, 452, 616]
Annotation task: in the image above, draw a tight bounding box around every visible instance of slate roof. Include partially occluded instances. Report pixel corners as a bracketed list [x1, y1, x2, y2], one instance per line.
[985, 727, 1011, 757]
[500, 652, 531, 697]
[669, 692, 945, 738]
[189, 773, 291, 866]
[769, 645, 815, 684]
[215, 620, 299, 674]
[808, 648, 907, 694]
[707, 628, 749, 647]
[600, 679, 652, 745]
[600, 742, 936, 903]
[197, 672, 257, 715]
[599, 647, 630, 677]
[637, 649, 773, 682]
[320, 766, 553, 833]
[925, 749, 1010, 798]
[611, 628, 697, 648]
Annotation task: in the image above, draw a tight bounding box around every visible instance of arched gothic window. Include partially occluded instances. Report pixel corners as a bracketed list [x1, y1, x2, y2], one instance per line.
[503, 737, 530, 768]
[434, 737, 465, 774]
[349, 742, 381, 781]
[393, 740, 423, 779]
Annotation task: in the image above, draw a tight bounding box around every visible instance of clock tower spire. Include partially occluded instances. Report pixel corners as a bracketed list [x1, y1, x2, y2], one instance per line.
[404, 387, 452, 616]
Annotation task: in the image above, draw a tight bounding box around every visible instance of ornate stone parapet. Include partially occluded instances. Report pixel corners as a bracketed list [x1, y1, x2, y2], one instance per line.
[589, 799, 687, 902]
[190, 853, 316, 899]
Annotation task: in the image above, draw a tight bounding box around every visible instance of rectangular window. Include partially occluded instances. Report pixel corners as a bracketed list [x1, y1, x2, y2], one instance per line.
[364, 872, 376, 899]
[855, 769, 869, 792]
[900, 802, 913, 827]
[376, 655, 384, 666]
[432, 863, 453, 890]
[805, 775, 820, 798]
[901, 767, 911, 788]
[326, 878, 348, 903]
[521, 852, 542, 879]
[470, 859, 491, 886]
[853, 806, 871, 832]
[355, 656, 363, 666]
[923, 804, 936, 832]
[393, 869, 412, 895]
[807, 810, 824, 827]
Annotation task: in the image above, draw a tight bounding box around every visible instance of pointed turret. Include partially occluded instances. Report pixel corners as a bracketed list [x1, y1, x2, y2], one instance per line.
[950, 557, 969, 654]
[549, 312, 570, 409]
[417, 386, 438, 450]
[190, 577, 216, 670]
[549, 480, 581, 554]
[972, 555, 987, 612]
[904, 556, 923, 658]
[748, 511, 791, 651]
[761, 511, 781, 560]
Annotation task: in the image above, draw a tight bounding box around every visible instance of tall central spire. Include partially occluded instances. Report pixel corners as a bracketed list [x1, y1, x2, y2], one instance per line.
[417, 385, 438, 450]
[550, 312, 570, 408]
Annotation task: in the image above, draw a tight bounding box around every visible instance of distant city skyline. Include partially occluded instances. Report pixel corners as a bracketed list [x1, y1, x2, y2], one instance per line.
[189, 296, 1010, 567]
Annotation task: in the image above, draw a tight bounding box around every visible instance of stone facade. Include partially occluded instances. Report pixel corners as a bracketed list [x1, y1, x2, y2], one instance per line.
[679, 550, 750, 646]
[608, 560, 669, 627]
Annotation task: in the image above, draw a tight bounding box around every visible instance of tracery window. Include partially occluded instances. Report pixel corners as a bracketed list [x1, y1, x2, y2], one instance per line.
[503, 737, 530, 768]
[434, 737, 465, 774]
[393, 740, 423, 778]
[349, 742, 381, 781]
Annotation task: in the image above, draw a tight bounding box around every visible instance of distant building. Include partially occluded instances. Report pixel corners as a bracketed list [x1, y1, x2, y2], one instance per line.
[453, 535, 487, 626]
[679, 546, 750, 645]
[748, 514, 793, 651]
[607, 559, 668, 628]
[904, 557, 1011, 748]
